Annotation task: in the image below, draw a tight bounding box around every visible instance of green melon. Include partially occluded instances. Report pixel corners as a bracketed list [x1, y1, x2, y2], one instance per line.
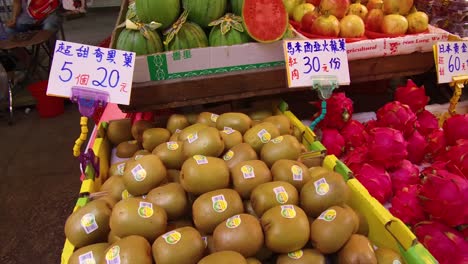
[117, 29, 164, 56]
[135, 0, 180, 29]
[183, 0, 228, 27]
[242, 0, 289, 43]
[163, 11, 209, 51]
[230, 0, 244, 16]
[208, 14, 251, 47]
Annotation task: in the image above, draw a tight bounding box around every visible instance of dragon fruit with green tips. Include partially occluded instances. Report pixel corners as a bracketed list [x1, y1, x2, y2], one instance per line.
[390, 185, 426, 226]
[414, 221, 468, 264]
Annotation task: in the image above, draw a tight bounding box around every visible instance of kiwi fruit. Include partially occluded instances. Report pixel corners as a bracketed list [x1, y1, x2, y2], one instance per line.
[131, 120, 154, 143]
[107, 118, 133, 146]
[109, 197, 167, 242]
[375, 247, 405, 264]
[276, 249, 326, 264]
[220, 129, 243, 151]
[223, 143, 258, 170]
[260, 135, 302, 167]
[122, 154, 167, 196]
[197, 112, 219, 127]
[198, 251, 247, 264]
[68, 243, 108, 264]
[231, 160, 272, 199]
[250, 181, 299, 217]
[183, 127, 225, 158]
[167, 169, 181, 183]
[64, 199, 113, 248]
[180, 155, 230, 195]
[142, 128, 171, 152]
[146, 183, 189, 220]
[101, 235, 153, 264]
[99, 175, 126, 202]
[132, 149, 151, 161]
[108, 161, 126, 176]
[263, 115, 293, 135]
[243, 122, 281, 154]
[166, 219, 193, 232]
[270, 160, 311, 192]
[248, 110, 272, 121]
[108, 229, 121, 244]
[166, 114, 190, 134]
[246, 257, 262, 264]
[212, 214, 264, 257]
[152, 226, 205, 264]
[116, 140, 140, 158]
[178, 123, 208, 141]
[216, 112, 252, 134]
[153, 141, 185, 170]
[337, 234, 377, 264]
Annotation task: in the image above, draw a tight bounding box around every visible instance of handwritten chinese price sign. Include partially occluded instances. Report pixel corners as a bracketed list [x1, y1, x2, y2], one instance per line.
[434, 41, 468, 84]
[283, 39, 350, 88]
[47, 41, 136, 105]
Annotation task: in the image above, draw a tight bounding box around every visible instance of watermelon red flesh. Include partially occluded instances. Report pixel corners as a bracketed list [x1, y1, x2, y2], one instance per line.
[242, 0, 289, 42]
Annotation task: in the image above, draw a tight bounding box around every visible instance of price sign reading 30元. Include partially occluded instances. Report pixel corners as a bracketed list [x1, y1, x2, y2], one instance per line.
[47, 40, 136, 105]
[283, 39, 350, 88]
[434, 41, 468, 84]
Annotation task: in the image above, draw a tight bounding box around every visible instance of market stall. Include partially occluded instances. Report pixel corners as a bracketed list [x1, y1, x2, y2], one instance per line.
[57, 0, 468, 263]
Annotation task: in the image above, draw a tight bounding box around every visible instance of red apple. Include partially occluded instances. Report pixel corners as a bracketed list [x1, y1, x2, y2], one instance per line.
[340, 14, 365, 37]
[320, 0, 350, 19]
[365, 8, 384, 31]
[301, 10, 320, 32]
[311, 14, 340, 37]
[293, 3, 316, 22]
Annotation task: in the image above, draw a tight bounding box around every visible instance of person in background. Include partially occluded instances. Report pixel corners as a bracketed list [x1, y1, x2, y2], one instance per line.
[5, 0, 62, 36]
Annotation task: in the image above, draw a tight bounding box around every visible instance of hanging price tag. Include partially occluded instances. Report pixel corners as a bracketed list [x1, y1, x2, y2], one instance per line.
[283, 39, 350, 88]
[433, 41, 468, 84]
[47, 40, 136, 105]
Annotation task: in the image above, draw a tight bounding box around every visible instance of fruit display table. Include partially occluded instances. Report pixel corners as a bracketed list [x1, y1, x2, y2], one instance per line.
[119, 51, 435, 112]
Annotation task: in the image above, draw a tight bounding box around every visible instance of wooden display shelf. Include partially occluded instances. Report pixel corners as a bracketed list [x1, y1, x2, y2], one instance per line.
[119, 52, 435, 112]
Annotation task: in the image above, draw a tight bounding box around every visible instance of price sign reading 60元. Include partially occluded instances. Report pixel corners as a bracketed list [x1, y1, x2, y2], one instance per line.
[283, 39, 350, 88]
[47, 41, 136, 105]
[434, 41, 468, 84]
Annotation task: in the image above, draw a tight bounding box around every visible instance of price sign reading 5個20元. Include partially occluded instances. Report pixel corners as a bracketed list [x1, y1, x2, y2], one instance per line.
[434, 41, 468, 84]
[47, 41, 136, 105]
[283, 39, 350, 88]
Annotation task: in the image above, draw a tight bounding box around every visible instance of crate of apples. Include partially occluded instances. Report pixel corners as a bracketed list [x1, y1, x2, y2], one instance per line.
[286, 0, 430, 40]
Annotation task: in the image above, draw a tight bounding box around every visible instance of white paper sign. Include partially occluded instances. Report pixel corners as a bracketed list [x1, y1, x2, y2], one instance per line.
[283, 39, 350, 87]
[47, 40, 136, 105]
[434, 41, 468, 84]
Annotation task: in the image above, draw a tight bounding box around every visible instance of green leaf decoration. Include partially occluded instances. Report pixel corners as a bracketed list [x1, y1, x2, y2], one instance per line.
[209, 13, 244, 35]
[163, 10, 189, 46]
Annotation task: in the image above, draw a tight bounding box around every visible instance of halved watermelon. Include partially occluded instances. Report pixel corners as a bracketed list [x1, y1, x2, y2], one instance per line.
[242, 0, 289, 43]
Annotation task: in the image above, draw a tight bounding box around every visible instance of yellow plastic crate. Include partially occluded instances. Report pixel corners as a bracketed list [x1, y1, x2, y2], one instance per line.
[61, 101, 436, 264]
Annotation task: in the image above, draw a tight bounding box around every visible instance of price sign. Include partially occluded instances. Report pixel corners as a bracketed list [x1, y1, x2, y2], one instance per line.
[47, 40, 136, 105]
[283, 39, 350, 88]
[434, 41, 468, 84]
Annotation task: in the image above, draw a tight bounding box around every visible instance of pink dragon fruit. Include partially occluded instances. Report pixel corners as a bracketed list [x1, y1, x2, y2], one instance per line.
[320, 128, 345, 157]
[389, 159, 420, 193]
[416, 110, 439, 136]
[443, 139, 468, 179]
[419, 167, 468, 227]
[425, 130, 447, 162]
[390, 185, 426, 226]
[363, 119, 378, 131]
[368, 127, 408, 169]
[340, 120, 369, 151]
[443, 113, 468, 146]
[341, 146, 369, 173]
[414, 221, 468, 264]
[406, 130, 429, 164]
[315, 92, 354, 129]
[376, 101, 418, 138]
[355, 163, 393, 204]
[394, 79, 430, 114]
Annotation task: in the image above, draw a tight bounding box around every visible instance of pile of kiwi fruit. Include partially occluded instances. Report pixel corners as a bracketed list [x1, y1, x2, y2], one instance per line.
[65, 109, 406, 264]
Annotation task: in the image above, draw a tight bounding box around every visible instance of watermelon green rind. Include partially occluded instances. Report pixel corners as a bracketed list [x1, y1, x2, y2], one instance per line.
[209, 26, 251, 47]
[116, 29, 164, 56]
[242, 0, 289, 43]
[230, 0, 244, 16]
[165, 22, 209, 51]
[135, 0, 180, 29]
[183, 0, 228, 28]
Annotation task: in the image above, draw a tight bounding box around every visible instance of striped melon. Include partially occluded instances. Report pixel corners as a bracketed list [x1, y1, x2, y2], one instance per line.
[208, 14, 251, 47]
[165, 22, 209, 51]
[116, 29, 164, 56]
[183, 0, 228, 27]
[230, 0, 244, 16]
[135, 0, 180, 29]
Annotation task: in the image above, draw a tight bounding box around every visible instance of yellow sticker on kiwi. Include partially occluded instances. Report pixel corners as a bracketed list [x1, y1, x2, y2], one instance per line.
[166, 141, 179, 150]
[211, 113, 219, 122]
[121, 189, 132, 199]
[187, 133, 198, 143]
[291, 165, 303, 181]
[288, 250, 304, 259]
[131, 164, 147, 182]
[80, 213, 98, 234]
[223, 127, 235, 134]
[314, 178, 330, 196]
[272, 136, 284, 144]
[223, 150, 234, 161]
[134, 155, 144, 160]
[212, 194, 228, 213]
[193, 155, 208, 165]
[318, 209, 337, 222]
[163, 230, 182, 245]
[273, 186, 289, 204]
[78, 251, 96, 264]
[241, 165, 255, 179]
[257, 129, 271, 143]
[117, 163, 125, 175]
[226, 215, 242, 229]
[105, 245, 120, 263]
[138, 201, 154, 218]
[280, 205, 296, 219]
